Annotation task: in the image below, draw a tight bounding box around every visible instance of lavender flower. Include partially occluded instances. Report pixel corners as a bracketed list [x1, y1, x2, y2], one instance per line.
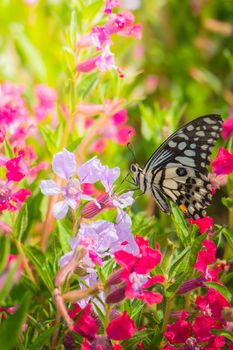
[40, 149, 121, 219]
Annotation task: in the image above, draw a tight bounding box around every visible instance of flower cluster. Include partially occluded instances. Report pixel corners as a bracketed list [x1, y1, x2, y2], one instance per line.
[164, 287, 230, 350]
[76, 0, 142, 74]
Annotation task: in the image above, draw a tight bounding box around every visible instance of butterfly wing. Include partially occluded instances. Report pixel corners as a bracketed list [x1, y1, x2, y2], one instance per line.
[145, 114, 223, 219]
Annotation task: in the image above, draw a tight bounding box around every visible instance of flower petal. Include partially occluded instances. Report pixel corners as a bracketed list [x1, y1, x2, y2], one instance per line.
[52, 149, 76, 179]
[52, 201, 68, 219]
[40, 180, 61, 196]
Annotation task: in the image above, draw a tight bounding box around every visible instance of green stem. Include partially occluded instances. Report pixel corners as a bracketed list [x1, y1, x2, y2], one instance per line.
[104, 303, 111, 335]
[161, 297, 173, 333]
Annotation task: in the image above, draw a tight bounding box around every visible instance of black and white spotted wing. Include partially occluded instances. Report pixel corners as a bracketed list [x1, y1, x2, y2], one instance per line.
[130, 114, 223, 219]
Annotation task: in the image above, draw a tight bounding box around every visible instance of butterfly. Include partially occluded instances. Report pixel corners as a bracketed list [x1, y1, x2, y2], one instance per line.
[130, 114, 223, 219]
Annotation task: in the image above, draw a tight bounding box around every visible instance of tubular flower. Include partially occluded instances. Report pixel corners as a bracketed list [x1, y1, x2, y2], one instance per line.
[107, 236, 164, 305]
[211, 147, 233, 175]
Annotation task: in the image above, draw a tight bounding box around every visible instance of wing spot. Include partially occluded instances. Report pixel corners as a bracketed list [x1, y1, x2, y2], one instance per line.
[201, 162, 206, 168]
[190, 143, 196, 149]
[168, 140, 177, 148]
[201, 153, 206, 159]
[176, 167, 187, 176]
[201, 144, 208, 150]
[187, 125, 194, 131]
[196, 131, 205, 137]
[184, 150, 195, 156]
[178, 142, 187, 150]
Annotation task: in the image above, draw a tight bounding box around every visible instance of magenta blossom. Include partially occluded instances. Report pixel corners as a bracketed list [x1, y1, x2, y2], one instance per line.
[0, 180, 31, 212]
[212, 147, 233, 175]
[222, 112, 233, 139]
[106, 311, 136, 340]
[40, 150, 121, 219]
[195, 288, 230, 320]
[194, 240, 216, 278]
[77, 45, 116, 73]
[104, 0, 120, 14]
[189, 216, 213, 234]
[107, 236, 164, 305]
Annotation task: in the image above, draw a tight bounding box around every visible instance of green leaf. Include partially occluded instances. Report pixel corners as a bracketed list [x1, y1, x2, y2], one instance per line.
[0, 235, 11, 274]
[211, 328, 233, 342]
[166, 273, 188, 297]
[0, 259, 20, 303]
[222, 227, 233, 250]
[30, 325, 60, 350]
[57, 221, 71, 253]
[24, 246, 53, 290]
[67, 137, 82, 152]
[77, 72, 98, 100]
[204, 282, 232, 303]
[4, 139, 14, 158]
[171, 203, 190, 247]
[70, 9, 78, 47]
[38, 125, 58, 155]
[222, 197, 233, 208]
[168, 247, 190, 278]
[10, 23, 46, 80]
[0, 293, 30, 350]
[13, 204, 28, 240]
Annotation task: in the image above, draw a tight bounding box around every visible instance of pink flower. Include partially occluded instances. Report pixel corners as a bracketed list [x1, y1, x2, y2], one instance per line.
[6, 155, 27, 182]
[106, 311, 136, 340]
[0, 126, 6, 142]
[195, 288, 230, 320]
[192, 315, 217, 342]
[115, 236, 162, 274]
[194, 240, 216, 275]
[72, 304, 98, 339]
[212, 147, 233, 175]
[164, 311, 191, 344]
[203, 336, 225, 350]
[112, 109, 128, 125]
[77, 45, 116, 73]
[104, 0, 120, 14]
[222, 114, 233, 139]
[189, 216, 213, 234]
[107, 236, 164, 305]
[0, 181, 31, 212]
[34, 84, 57, 121]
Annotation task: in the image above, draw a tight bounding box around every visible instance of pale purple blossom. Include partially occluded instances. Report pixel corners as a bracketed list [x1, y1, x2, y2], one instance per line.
[40, 150, 121, 219]
[59, 212, 138, 268]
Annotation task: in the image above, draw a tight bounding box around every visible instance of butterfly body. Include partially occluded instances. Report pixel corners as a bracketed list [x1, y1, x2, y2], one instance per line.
[130, 114, 223, 219]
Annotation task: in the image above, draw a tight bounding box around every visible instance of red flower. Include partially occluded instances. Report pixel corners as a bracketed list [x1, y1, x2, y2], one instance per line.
[164, 311, 191, 344]
[0, 126, 6, 142]
[222, 116, 233, 139]
[106, 311, 136, 340]
[6, 155, 27, 182]
[115, 236, 162, 274]
[71, 304, 98, 339]
[195, 288, 230, 320]
[212, 147, 233, 175]
[0, 181, 31, 212]
[203, 336, 225, 350]
[192, 315, 218, 342]
[194, 240, 216, 275]
[189, 216, 213, 234]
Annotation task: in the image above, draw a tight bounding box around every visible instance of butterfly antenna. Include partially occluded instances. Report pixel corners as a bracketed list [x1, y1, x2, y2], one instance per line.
[127, 142, 137, 164]
[112, 171, 131, 195]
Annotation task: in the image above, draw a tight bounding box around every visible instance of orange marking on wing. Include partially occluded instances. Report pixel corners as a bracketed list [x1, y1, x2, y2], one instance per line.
[179, 204, 188, 213]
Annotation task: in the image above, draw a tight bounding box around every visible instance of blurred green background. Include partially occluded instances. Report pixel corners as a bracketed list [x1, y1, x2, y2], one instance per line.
[1, 0, 233, 223]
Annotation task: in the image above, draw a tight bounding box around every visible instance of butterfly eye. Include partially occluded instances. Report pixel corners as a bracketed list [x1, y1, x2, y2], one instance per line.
[130, 164, 137, 172]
